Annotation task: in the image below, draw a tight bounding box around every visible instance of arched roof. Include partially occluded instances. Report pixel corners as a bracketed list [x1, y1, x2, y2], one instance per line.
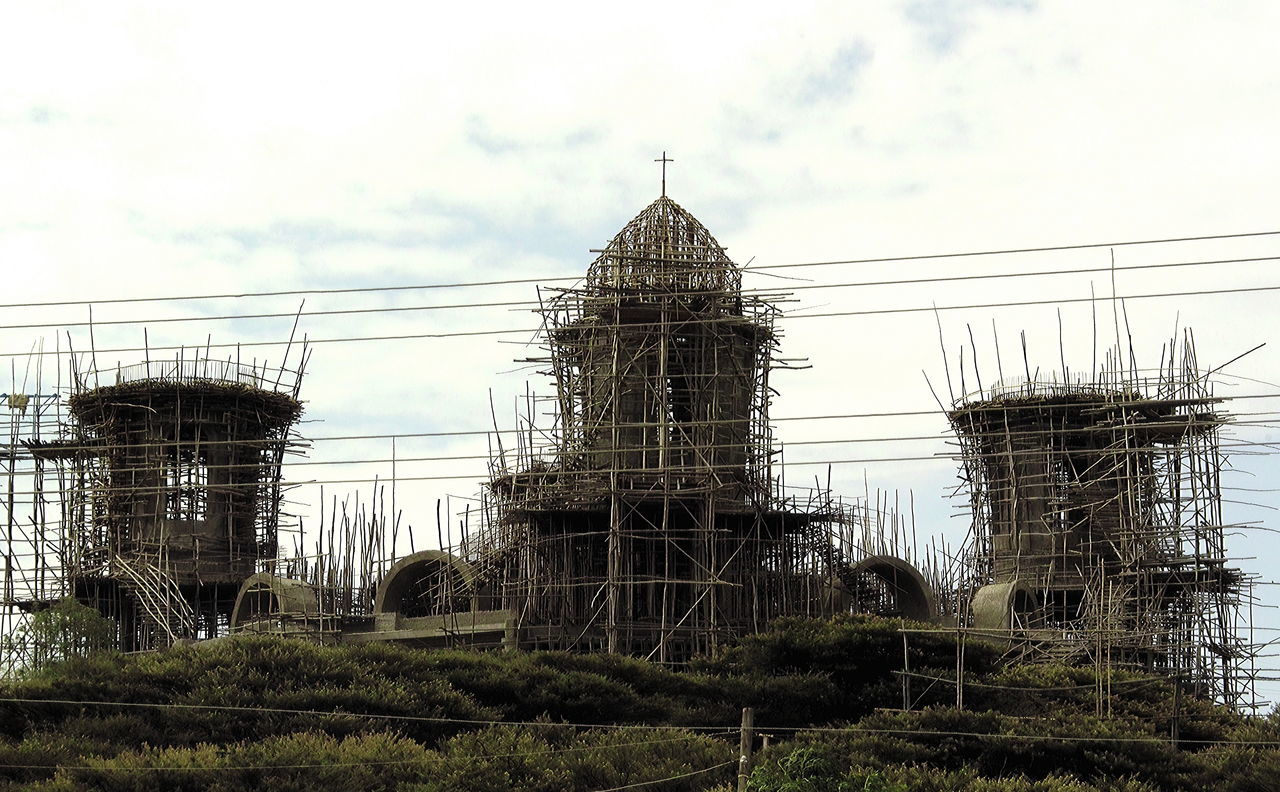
[828, 555, 938, 623]
[848, 555, 938, 622]
[230, 573, 319, 629]
[971, 580, 1039, 633]
[374, 550, 479, 615]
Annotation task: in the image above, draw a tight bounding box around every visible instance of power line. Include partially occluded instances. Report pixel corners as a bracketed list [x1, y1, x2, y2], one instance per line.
[3, 436, 1279, 499]
[0, 695, 1276, 747]
[789, 281, 1280, 320]
[8, 279, 1280, 359]
[5, 390, 1271, 457]
[39, 421, 1280, 479]
[3, 252, 1275, 334]
[2, 400, 1277, 497]
[1, 392, 1277, 493]
[587, 759, 736, 791]
[3, 228, 1276, 311]
[0, 695, 729, 732]
[770, 722, 1280, 746]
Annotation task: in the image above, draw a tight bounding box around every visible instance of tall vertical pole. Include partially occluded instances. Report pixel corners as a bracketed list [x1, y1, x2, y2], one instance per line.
[736, 706, 754, 792]
[606, 249, 624, 655]
[902, 631, 912, 711]
[5, 399, 16, 609]
[607, 488, 621, 654]
[1171, 672, 1182, 748]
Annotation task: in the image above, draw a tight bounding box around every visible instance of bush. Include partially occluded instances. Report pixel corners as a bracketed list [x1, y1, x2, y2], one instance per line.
[406, 725, 732, 792]
[2, 616, 1275, 792]
[697, 615, 1004, 721]
[0, 599, 113, 676]
[13, 727, 733, 792]
[26, 731, 432, 792]
[0, 636, 496, 750]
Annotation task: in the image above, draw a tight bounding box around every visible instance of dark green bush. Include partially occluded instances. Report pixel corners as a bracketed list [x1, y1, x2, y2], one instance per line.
[1, 616, 1275, 792]
[13, 726, 731, 792]
[405, 725, 732, 792]
[27, 731, 432, 792]
[697, 615, 1003, 721]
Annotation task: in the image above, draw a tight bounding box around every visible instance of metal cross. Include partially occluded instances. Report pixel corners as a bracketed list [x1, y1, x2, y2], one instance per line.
[654, 151, 673, 196]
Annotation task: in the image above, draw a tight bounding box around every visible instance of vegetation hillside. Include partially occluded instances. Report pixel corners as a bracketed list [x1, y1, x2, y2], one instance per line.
[0, 611, 1276, 791]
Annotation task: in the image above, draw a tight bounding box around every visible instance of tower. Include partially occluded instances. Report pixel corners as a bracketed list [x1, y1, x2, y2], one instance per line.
[565, 195, 767, 498]
[57, 358, 302, 650]
[948, 350, 1249, 705]
[480, 194, 846, 661]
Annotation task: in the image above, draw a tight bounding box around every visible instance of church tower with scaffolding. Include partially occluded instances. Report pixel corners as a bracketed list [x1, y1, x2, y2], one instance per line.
[227, 189, 941, 657]
[947, 340, 1251, 707]
[478, 193, 861, 661]
[33, 358, 304, 651]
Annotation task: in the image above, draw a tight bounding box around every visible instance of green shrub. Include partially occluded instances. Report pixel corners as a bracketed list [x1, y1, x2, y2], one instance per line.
[697, 615, 1003, 720]
[1, 636, 496, 748]
[27, 731, 432, 792]
[13, 727, 732, 792]
[0, 599, 114, 676]
[2, 616, 1276, 792]
[405, 725, 732, 792]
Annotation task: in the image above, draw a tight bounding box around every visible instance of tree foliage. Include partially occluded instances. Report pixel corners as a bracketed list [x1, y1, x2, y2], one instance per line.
[0, 598, 113, 674]
[0, 615, 1275, 791]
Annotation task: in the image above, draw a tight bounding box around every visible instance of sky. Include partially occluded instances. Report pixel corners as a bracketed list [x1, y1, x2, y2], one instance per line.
[3, 1, 1280, 701]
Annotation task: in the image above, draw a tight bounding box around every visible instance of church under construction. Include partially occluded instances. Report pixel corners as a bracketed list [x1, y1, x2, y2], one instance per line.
[0, 187, 1257, 710]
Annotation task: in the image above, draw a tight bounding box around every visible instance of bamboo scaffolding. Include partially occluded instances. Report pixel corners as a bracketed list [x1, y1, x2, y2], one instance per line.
[945, 330, 1256, 709]
[1, 352, 306, 666]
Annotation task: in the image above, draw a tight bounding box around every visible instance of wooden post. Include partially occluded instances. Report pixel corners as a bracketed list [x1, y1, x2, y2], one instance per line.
[1171, 673, 1182, 748]
[902, 631, 911, 711]
[606, 489, 620, 654]
[737, 706, 754, 792]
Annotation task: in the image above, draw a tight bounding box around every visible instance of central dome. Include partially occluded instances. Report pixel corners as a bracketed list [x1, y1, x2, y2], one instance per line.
[585, 196, 742, 295]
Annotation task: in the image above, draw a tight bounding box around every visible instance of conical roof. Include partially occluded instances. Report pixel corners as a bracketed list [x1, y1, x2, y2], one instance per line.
[586, 196, 741, 295]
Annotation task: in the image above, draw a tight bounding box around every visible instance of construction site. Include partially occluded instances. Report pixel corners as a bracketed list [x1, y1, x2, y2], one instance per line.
[0, 191, 1260, 711]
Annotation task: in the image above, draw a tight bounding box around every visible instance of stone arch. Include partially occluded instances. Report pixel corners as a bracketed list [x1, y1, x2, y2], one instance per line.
[374, 550, 481, 617]
[230, 573, 319, 630]
[971, 580, 1040, 635]
[829, 555, 938, 623]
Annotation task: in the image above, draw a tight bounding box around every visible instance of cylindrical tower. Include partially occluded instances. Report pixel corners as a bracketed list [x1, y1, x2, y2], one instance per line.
[482, 193, 823, 662]
[66, 359, 302, 648]
[560, 195, 772, 500]
[948, 380, 1218, 627]
[948, 386, 1140, 592]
